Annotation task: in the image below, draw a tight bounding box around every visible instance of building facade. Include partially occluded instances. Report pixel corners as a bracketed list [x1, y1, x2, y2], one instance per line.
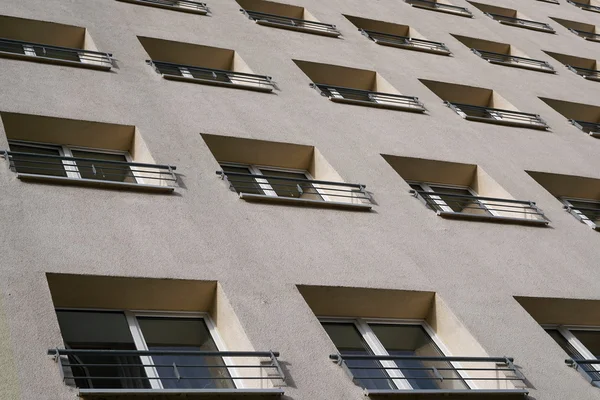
[2, 0, 600, 399]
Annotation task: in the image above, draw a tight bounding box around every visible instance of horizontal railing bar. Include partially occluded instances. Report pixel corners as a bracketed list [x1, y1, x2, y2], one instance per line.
[331, 354, 513, 362]
[218, 170, 365, 189]
[63, 363, 277, 369]
[411, 190, 534, 205]
[0, 37, 112, 57]
[313, 83, 419, 101]
[344, 365, 516, 372]
[362, 30, 447, 47]
[351, 376, 522, 381]
[225, 181, 361, 193]
[9, 162, 174, 177]
[568, 65, 600, 76]
[474, 49, 552, 66]
[133, 0, 208, 6]
[565, 206, 600, 213]
[61, 375, 277, 380]
[406, 0, 471, 12]
[445, 102, 541, 118]
[4, 151, 176, 170]
[49, 349, 279, 357]
[485, 13, 552, 28]
[567, 358, 600, 364]
[243, 10, 336, 28]
[570, 29, 600, 38]
[148, 60, 272, 80]
[568, 0, 600, 9]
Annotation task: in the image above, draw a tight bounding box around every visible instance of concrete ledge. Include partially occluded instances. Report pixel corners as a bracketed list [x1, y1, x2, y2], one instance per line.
[329, 97, 426, 113]
[583, 75, 600, 82]
[116, 0, 208, 15]
[0, 51, 111, 71]
[17, 174, 175, 193]
[163, 75, 274, 93]
[255, 20, 340, 37]
[366, 388, 529, 399]
[409, 4, 473, 17]
[463, 116, 548, 130]
[373, 40, 451, 56]
[80, 388, 284, 398]
[498, 21, 555, 33]
[239, 193, 373, 211]
[437, 211, 549, 226]
[582, 36, 600, 43]
[488, 60, 555, 73]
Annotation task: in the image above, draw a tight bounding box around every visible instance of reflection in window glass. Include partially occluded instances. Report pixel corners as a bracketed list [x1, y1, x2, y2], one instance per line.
[70, 150, 134, 183]
[9, 143, 67, 177]
[222, 165, 263, 195]
[258, 169, 320, 200]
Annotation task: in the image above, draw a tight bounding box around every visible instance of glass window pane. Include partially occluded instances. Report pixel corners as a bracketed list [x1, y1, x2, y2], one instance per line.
[70, 150, 135, 183]
[370, 324, 467, 390]
[571, 331, 600, 357]
[222, 165, 263, 195]
[567, 200, 600, 224]
[56, 310, 149, 389]
[258, 169, 321, 200]
[9, 143, 67, 177]
[321, 322, 395, 390]
[428, 185, 483, 214]
[137, 317, 234, 389]
[546, 329, 600, 381]
[34, 46, 81, 63]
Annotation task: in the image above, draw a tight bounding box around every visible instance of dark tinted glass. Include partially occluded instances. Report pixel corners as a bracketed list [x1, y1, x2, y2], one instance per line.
[9, 143, 67, 177]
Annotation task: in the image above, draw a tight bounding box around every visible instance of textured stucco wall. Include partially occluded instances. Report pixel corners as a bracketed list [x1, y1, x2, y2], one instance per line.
[1, 0, 600, 399]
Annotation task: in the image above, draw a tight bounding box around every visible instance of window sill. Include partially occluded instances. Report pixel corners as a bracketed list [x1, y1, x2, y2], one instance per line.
[409, 4, 473, 17]
[498, 21, 555, 33]
[163, 74, 274, 93]
[437, 211, 549, 226]
[116, 0, 208, 14]
[254, 20, 340, 37]
[488, 60, 555, 73]
[365, 388, 529, 398]
[374, 41, 451, 56]
[239, 193, 372, 211]
[80, 388, 284, 397]
[0, 51, 111, 71]
[16, 173, 175, 193]
[463, 115, 548, 130]
[329, 97, 426, 113]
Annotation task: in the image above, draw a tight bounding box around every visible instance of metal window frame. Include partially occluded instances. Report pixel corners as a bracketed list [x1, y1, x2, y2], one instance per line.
[319, 317, 476, 390]
[560, 197, 600, 229]
[408, 181, 497, 216]
[543, 325, 600, 376]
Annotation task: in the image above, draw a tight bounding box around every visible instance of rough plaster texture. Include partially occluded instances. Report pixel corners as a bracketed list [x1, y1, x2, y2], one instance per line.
[2, 0, 600, 399]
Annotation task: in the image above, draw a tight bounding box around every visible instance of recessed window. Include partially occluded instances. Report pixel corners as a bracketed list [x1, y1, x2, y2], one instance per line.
[544, 51, 600, 81]
[236, 0, 340, 37]
[453, 34, 554, 73]
[203, 134, 374, 211]
[540, 97, 600, 138]
[403, 0, 473, 17]
[294, 60, 426, 113]
[345, 15, 451, 56]
[0, 15, 112, 70]
[139, 37, 277, 93]
[551, 17, 600, 42]
[469, 2, 555, 33]
[1, 112, 178, 192]
[383, 155, 550, 226]
[116, 0, 210, 15]
[420, 79, 548, 129]
[538, 0, 560, 4]
[567, 0, 600, 13]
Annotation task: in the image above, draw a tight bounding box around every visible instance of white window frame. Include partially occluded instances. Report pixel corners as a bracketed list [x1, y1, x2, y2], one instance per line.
[57, 308, 243, 390]
[544, 325, 600, 375]
[9, 140, 137, 183]
[221, 162, 330, 201]
[560, 197, 600, 229]
[319, 317, 476, 390]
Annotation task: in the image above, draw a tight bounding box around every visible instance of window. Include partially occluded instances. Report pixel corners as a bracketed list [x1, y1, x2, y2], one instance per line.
[561, 198, 600, 229]
[409, 182, 490, 214]
[551, 17, 600, 42]
[404, 0, 473, 18]
[544, 51, 600, 81]
[116, 0, 210, 15]
[468, 2, 555, 33]
[55, 309, 233, 390]
[540, 97, 600, 138]
[322, 319, 468, 391]
[545, 326, 600, 383]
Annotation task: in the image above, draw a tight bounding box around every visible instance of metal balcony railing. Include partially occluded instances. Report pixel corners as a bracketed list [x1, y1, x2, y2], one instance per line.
[404, 0, 473, 16]
[472, 49, 555, 72]
[485, 13, 555, 32]
[566, 358, 600, 384]
[311, 83, 426, 112]
[562, 202, 600, 229]
[147, 60, 277, 92]
[445, 102, 549, 129]
[330, 354, 529, 395]
[569, 28, 600, 41]
[217, 170, 373, 207]
[48, 349, 284, 394]
[538, 0, 560, 3]
[3, 151, 178, 189]
[570, 119, 600, 137]
[411, 189, 550, 225]
[0, 38, 112, 70]
[241, 9, 340, 36]
[360, 29, 451, 55]
[566, 65, 600, 80]
[119, 0, 210, 14]
[567, 0, 600, 11]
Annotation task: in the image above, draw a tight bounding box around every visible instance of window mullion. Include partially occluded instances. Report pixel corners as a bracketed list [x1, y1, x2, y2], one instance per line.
[125, 311, 163, 390]
[421, 183, 454, 213]
[253, 166, 277, 197]
[61, 146, 80, 179]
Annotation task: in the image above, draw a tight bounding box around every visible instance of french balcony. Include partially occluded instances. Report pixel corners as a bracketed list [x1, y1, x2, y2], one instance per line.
[360, 29, 451, 55]
[117, 0, 210, 15]
[471, 49, 555, 73]
[566, 358, 600, 385]
[0, 38, 112, 70]
[567, 0, 600, 12]
[410, 189, 550, 226]
[570, 119, 600, 137]
[484, 13, 555, 33]
[147, 60, 277, 92]
[445, 102, 549, 130]
[330, 354, 529, 397]
[48, 349, 285, 397]
[566, 65, 600, 81]
[569, 28, 600, 42]
[241, 9, 340, 37]
[311, 83, 426, 113]
[217, 169, 374, 211]
[404, 0, 473, 17]
[538, 0, 560, 3]
[3, 151, 178, 193]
